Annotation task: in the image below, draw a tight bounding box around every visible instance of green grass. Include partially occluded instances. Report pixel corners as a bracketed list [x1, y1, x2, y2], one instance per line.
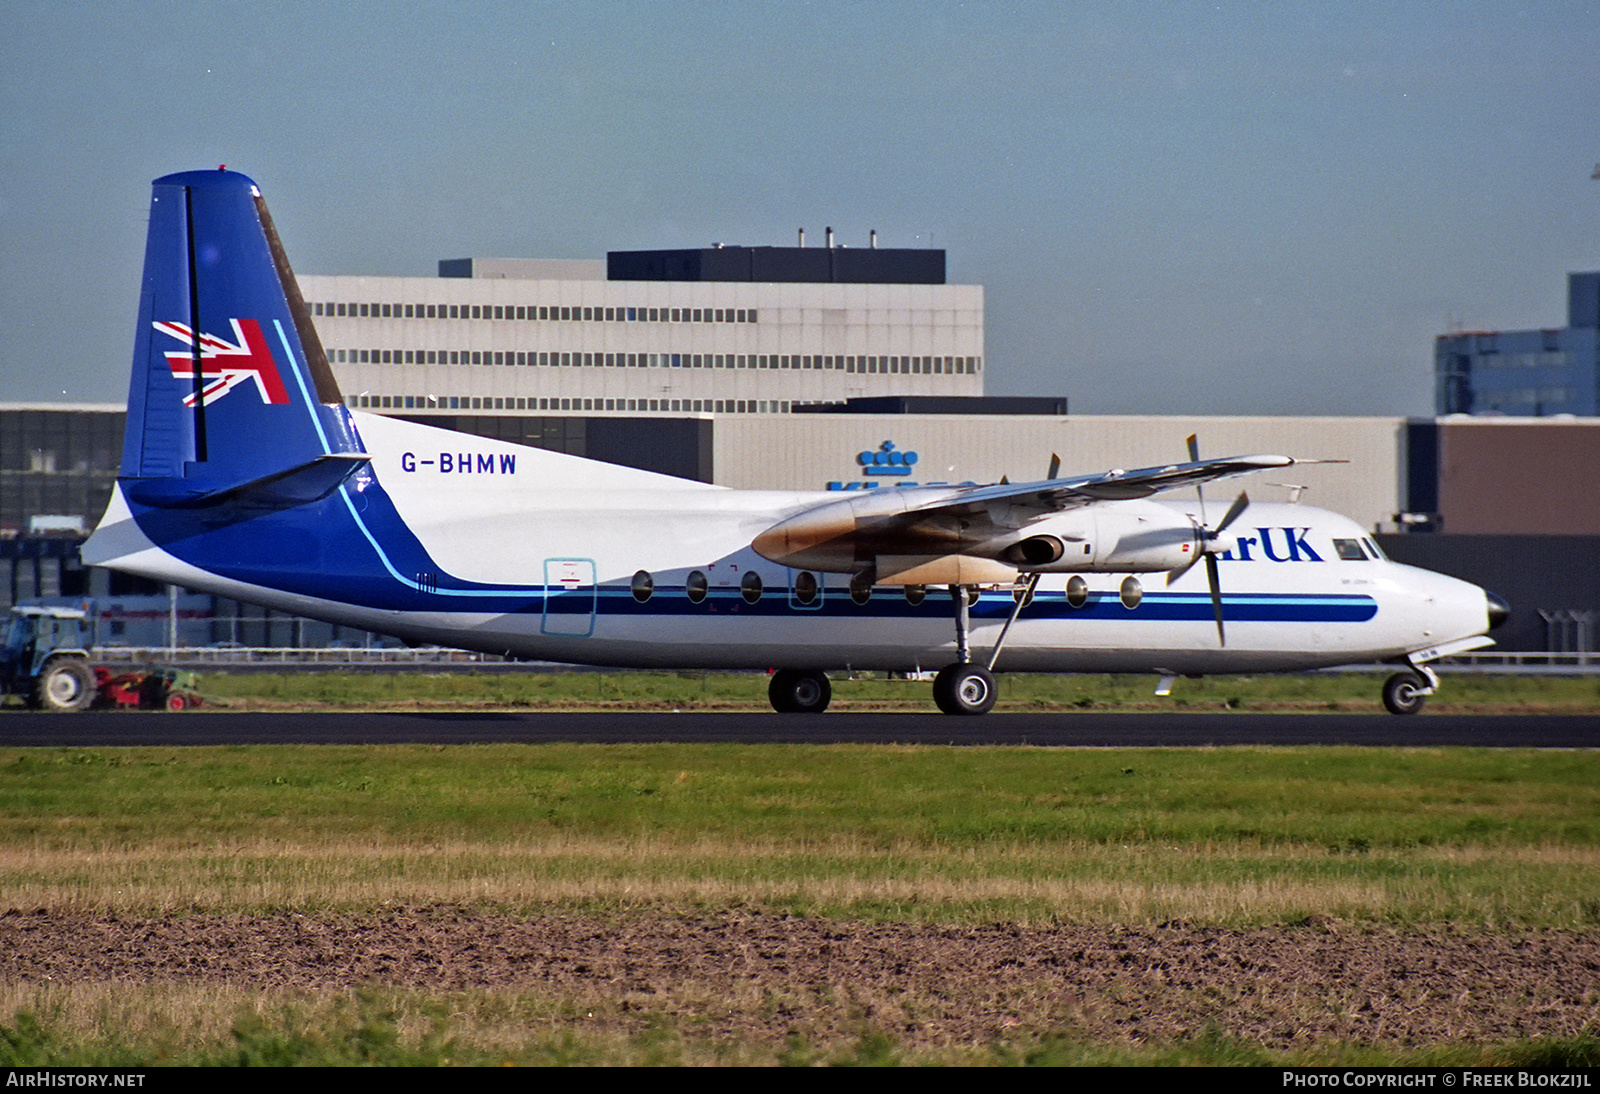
[186, 668, 1600, 713]
[3, 983, 1598, 1067]
[2, 742, 1596, 1064]
[1, 744, 1596, 925]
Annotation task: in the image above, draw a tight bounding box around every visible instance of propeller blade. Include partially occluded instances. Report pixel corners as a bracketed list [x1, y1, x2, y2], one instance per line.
[1187, 434, 1209, 526]
[1205, 551, 1226, 646]
[1047, 453, 1060, 480]
[1214, 491, 1251, 537]
[1182, 435, 1234, 645]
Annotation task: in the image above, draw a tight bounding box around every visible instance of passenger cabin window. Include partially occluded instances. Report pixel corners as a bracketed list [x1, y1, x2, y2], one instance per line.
[685, 570, 709, 604]
[631, 570, 653, 603]
[1119, 576, 1142, 610]
[793, 571, 819, 605]
[1066, 575, 1089, 609]
[849, 572, 872, 605]
[1011, 576, 1035, 606]
[741, 571, 763, 604]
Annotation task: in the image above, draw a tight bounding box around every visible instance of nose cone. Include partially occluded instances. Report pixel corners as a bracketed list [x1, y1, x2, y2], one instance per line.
[1486, 591, 1510, 630]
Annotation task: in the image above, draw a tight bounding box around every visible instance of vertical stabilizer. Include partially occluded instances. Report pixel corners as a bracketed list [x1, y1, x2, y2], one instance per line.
[120, 168, 358, 491]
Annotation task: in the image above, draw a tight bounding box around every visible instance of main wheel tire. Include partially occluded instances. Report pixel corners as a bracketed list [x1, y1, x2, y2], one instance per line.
[768, 669, 832, 714]
[34, 658, 95, 713]
[1382, 672, 1427, 716]
[932, 663, 997, 716]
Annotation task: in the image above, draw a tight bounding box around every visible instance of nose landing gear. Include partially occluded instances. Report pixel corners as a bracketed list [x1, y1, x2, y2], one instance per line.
[1381, 671, 1429, 715]
[1382, 659, 1440, 716]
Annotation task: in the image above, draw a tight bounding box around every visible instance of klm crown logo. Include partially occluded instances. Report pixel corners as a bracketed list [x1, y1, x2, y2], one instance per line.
[859, 440, 918, 477]
[828, 440, 923, 490]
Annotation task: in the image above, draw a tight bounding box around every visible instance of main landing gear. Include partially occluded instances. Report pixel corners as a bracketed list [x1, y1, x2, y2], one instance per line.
[929, 577, 1042, 716]
[765, 580, 1034, 716]
[932, 662, 996, 716]
[930, 583, 1007, 716]
[768, 668, 832, 713]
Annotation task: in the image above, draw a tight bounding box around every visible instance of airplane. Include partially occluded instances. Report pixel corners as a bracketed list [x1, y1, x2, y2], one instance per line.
[82, 168, 1508, 717]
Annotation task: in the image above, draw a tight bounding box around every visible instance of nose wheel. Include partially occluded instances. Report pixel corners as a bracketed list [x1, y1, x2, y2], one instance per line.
[1382, 672, 1428, 716]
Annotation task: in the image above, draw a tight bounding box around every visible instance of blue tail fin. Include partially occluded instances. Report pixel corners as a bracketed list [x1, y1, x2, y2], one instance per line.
[121, 168, 365, 508]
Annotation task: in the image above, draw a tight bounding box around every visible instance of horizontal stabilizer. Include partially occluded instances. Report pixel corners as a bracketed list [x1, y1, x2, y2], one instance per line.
[124, 453, 369, 511]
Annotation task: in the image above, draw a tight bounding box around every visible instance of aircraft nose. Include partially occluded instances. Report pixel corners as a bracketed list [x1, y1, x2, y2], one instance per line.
[1486, 591, 1510, 630]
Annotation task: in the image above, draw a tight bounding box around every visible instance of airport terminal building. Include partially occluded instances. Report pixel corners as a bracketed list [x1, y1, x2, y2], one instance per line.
[301, 239, 983, 420]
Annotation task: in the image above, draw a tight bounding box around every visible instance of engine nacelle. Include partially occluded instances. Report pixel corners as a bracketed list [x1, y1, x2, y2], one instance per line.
[1001, 535, 1066, 566]
[754, 491, 1201, 577]
[990, 503, 1200, 574]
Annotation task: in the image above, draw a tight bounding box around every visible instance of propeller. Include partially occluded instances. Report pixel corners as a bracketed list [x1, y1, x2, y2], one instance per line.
[1000, 452, 1058, 488]
[1168, 435, 1251, 645]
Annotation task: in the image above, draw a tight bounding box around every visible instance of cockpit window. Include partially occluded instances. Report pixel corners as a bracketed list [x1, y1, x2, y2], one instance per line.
[1332, 538, 1368, 560]
[1362, 537, 1387, 561]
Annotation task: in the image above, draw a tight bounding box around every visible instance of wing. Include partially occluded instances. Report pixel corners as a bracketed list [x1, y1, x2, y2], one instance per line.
[752, 453, 1306, 583]
[909, 453, 1295, 514]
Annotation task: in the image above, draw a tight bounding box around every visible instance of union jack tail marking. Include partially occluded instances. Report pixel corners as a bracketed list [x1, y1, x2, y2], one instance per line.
[153, 318, 291, 406]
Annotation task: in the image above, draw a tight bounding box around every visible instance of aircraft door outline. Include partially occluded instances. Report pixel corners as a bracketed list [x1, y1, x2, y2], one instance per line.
[542, 558, 597, 637]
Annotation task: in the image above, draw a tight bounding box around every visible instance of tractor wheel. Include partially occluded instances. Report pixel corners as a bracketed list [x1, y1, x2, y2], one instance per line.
[34, 658, 95, 713]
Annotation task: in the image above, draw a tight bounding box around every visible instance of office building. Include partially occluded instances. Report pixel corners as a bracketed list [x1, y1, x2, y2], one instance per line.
[1435, 272, 1600, 415]
[300, 239, 984, 419]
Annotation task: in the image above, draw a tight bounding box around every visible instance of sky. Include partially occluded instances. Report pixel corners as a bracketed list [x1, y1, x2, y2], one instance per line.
[3, 1, 1598, 415]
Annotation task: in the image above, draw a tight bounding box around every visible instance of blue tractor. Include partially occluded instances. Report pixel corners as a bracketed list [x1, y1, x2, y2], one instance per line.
[0, 606, 96, 712]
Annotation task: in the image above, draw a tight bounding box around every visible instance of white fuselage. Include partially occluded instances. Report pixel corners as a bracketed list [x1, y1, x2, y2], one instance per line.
[84, 412, 1492, 676]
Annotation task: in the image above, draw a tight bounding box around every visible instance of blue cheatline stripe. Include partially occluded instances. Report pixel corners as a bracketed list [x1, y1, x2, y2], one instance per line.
[547, 587, 1378, 624]
[336, 487, 535, 600]
[268, 324, 505, 600]
[334, 484, 595, 602]
[273, 320, 332, 455]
